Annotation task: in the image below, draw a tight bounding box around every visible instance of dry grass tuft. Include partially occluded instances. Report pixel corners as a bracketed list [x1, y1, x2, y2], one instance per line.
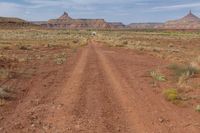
[190, 56, 200, 71]
[168, 64, 199, 86]
[54, 52, 67, 65]
[0, 87, 14, 100]
[150, 70, 166, 82]
[196, 105, 200, 112]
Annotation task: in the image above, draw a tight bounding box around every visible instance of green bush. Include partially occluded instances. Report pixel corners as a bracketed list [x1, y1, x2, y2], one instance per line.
[163, 88, 179, 101]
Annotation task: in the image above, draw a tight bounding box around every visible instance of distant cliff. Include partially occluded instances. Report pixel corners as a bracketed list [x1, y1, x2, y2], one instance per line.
[43, 12, 110, 29]
[127, 23, 163, 29]
[28, 11, 200, 30]
[0, 17, 36, 28]
[157, 11, 200, 29]
[108, 22, 125, 29]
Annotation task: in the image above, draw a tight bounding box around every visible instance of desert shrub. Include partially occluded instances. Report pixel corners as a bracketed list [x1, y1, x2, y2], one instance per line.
[17, 44, 31, 50]
[169, 64, 199, 77]
[115, 44, 125, 47]
[54, 52, 67, 65]
[163, 88, 179, 101]
[150, 70, 166, 82]
[0, 68, 9, 79]
[0, 87, 13, 99]
[168, 64, 199, 85]
[122, 40, 128, 45]
[196, 105, 200, 112]
[73, 39, 79, 44]
[190, 56, 200, 71]
[2, 45, 11, 50]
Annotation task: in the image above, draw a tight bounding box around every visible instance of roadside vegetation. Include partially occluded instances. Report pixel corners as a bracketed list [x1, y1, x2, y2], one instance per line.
[0, 29, 90, 105]
[97, 30, 200, 112]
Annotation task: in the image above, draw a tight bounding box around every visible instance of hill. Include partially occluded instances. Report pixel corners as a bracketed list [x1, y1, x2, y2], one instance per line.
[0, 17, 37, 28]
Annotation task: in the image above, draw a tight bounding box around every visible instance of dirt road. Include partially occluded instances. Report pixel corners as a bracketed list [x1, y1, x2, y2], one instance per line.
[0, 41, 200, 133]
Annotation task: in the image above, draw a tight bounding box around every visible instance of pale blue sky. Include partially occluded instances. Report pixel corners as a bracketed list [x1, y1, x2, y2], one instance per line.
[0, 0, 200, 24]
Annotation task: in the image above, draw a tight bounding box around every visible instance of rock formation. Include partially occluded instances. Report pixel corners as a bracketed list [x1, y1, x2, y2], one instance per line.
[108, 22, 125, 29]
[46, 12, 110, 29]
[58, 12, 72, 20]
[158, 11, 200, 29]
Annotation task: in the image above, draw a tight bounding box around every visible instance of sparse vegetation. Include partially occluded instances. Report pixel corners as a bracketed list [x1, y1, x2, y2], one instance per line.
[54, 52, 67, 65]
[0, 29, 89, 106]
[122, 40, 128, 45]
[169, 64, 199, 78]
[168, 64, 200, 86]
[0, 68, 10, 79]
[17, 44, 31, 50]
[190, 56, 200, 71]
[0, 87, 13, 100]
[96, 30, 200, 64]
[97, 30, 200, 109]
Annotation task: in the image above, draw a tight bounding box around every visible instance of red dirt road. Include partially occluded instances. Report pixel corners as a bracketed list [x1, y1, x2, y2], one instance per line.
[0, 41, 200, 133]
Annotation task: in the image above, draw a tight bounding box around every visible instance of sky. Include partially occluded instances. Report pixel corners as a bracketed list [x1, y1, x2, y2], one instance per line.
[0, 0, 200, 24]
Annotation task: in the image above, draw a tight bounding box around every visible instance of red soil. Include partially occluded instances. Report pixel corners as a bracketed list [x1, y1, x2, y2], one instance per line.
[0, 41, 199, 133]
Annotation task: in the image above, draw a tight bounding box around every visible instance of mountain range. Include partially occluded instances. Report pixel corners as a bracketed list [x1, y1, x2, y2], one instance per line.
[1, 11, 200, 29]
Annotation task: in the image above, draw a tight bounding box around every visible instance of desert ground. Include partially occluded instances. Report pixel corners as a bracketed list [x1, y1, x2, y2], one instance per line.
[0, 29, 200, 133]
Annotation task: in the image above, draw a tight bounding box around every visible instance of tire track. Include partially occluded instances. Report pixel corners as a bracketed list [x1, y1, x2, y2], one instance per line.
[94, 44, 144, 133]
[43, 46, 89, 132]
[67, 45, 131, 133]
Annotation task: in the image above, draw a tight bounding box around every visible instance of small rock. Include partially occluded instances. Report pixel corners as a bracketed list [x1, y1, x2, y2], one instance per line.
[31, 124, 35, 128]
[158, 117, 164, 123]
[0, 116, 4, 120]
[0, 127, 4, 131]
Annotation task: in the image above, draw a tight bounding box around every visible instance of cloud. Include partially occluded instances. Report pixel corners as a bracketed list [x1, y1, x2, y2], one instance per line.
[0, 2, 25, 17]
[23, 0, 74, 8]
[153, 2, 200, 11]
